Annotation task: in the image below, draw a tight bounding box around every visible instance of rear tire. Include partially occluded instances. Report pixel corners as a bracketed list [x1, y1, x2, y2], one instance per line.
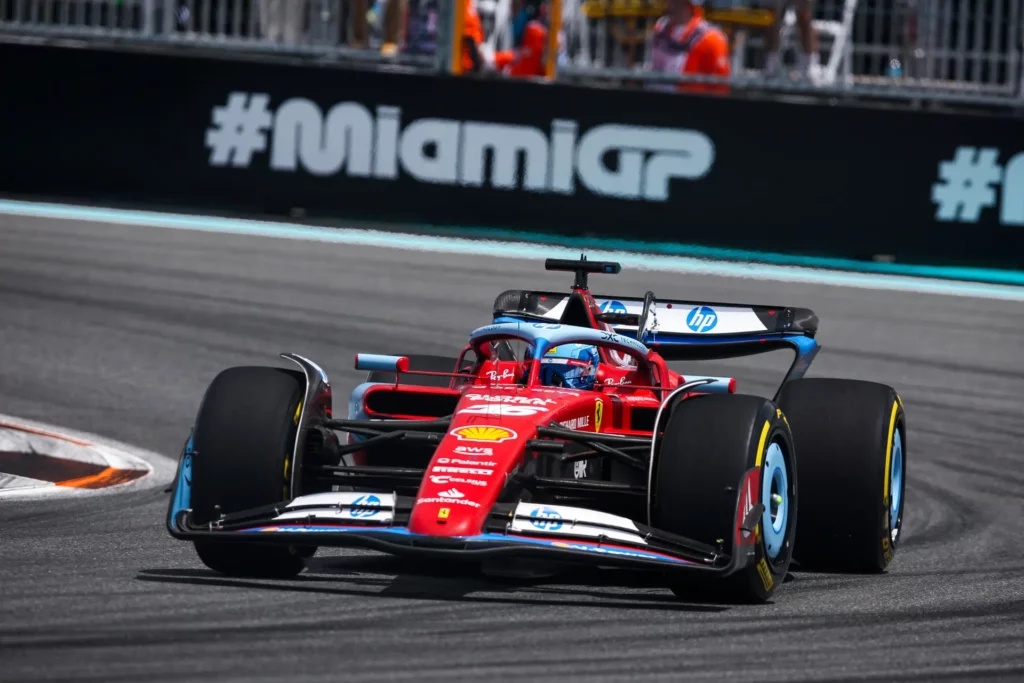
[651, 394, 797, 603]
[190, 366, 312, 579]
[778, 378, 906, 573]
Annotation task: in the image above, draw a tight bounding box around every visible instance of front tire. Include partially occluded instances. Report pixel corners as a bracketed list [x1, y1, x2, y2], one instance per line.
[651, 394, 797, 603]
[189, 366, 312, 578]
[778, 378, 906, 573]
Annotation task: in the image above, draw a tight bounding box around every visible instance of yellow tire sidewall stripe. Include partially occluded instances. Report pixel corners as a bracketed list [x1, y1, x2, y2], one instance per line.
[755, 419, 771, 467]
[883, 400, 899, 500]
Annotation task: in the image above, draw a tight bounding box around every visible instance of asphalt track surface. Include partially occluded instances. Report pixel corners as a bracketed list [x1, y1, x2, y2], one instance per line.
[2, 215, 1024, 682]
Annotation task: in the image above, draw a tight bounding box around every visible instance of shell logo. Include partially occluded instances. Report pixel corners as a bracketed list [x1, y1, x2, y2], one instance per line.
[451, 425, 518, 443]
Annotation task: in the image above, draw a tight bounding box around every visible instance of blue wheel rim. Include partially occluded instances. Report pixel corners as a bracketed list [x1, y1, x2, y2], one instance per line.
[890, 428, 903, 529]
[761, 442, 788, 560]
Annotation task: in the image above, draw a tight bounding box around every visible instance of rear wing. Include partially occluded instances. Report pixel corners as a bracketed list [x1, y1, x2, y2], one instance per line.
[494, 290, 818, 338]
[492, 289, 821, 382]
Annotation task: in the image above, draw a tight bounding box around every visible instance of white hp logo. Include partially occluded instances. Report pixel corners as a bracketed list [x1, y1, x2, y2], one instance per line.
[686, 306, 718, 333]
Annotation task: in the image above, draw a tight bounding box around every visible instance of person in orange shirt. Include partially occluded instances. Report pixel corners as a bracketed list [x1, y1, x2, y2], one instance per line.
[648, 0, 730, 95]
[460, 0, 487, 72]
[492, 0, 551, 78]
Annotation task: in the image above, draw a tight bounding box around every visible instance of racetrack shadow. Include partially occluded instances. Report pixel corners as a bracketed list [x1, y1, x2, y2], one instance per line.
[135, 561, 731, 612]
[307, 552, 720, 589]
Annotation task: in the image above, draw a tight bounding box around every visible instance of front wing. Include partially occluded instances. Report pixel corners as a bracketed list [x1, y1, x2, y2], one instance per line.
[168, 483, 764, 577]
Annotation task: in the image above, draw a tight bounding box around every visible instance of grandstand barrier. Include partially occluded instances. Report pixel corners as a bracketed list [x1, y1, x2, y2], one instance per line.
[2, 0, 1022, 106]
[562, 0, 1024, 104]
[1, 41, 1023, 269]
[0, 0, 440, 65]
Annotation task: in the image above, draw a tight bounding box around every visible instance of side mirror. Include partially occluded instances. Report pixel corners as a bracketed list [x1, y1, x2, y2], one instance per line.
[354, 354, 410, 372]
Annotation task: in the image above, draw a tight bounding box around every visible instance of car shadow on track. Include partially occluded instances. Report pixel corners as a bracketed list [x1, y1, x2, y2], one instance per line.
[135, 553, 730, 612]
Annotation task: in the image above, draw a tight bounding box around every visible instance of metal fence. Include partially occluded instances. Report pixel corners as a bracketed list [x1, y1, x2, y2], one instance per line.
[1, 0, 1020, 102]
[559, 0, 1022, 100]
[853, 0, 1021, 91]
[0, 0, 436, 65]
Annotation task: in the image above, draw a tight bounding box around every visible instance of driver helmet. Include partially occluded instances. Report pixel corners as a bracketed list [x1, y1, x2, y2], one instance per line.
[537, 343, 599, 390]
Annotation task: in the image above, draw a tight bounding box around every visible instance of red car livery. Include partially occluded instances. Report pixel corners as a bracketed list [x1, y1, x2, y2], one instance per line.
[167, 257, 907, 603]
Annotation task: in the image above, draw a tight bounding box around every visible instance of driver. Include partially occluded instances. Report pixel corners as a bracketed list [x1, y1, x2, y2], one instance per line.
[536, 344, 600, 390]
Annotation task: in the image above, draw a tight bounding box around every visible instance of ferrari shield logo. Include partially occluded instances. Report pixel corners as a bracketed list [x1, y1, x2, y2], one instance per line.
[595, 400, 604, 432]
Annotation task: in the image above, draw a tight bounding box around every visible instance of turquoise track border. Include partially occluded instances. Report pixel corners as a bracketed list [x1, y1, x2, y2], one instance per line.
[432, 225, 1024, 287]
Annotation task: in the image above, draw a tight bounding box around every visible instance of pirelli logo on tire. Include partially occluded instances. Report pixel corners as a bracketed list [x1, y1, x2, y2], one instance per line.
[756, 558, 774, 592]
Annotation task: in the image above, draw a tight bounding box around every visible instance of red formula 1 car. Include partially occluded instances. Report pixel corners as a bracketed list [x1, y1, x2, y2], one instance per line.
[167, 258, 906, 602]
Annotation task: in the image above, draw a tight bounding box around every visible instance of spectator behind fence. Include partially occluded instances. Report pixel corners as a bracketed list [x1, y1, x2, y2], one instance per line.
[403, 0, 484, 70]
[490, 0, 559, 78]
[403, 0, 440, 55]
[259, 0, 307, 45]
[381, 0, 410, 56]
[648, 0, 730, 95]
[461, 0, 487, 71]
[762, 0, 819, 80]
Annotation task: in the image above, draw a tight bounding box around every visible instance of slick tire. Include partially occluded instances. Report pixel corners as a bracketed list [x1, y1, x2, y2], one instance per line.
[778, 378, 906, 573]
[652, 394, 797, 604]
[189, 366, 312, 579]
[366, 354, 470, 388]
